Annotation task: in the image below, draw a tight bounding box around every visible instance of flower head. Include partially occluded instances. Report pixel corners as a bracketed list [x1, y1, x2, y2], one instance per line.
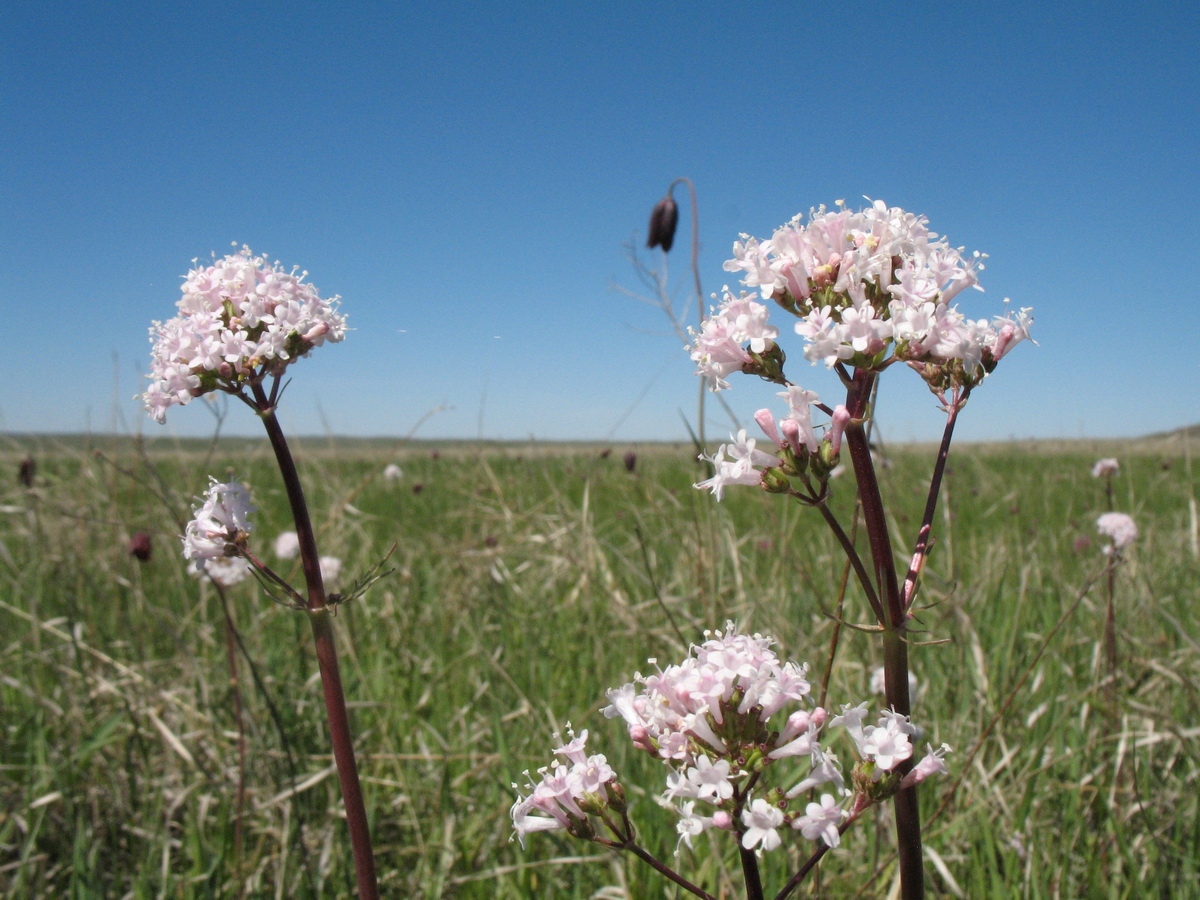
[319, 555, 342, 585]
[1092, 458, 1120, 478]
[707, 200, 1032, 391]
[144, 246, 346, 422]
[510, 727, 619, 848]
[1096, 512, 1137, 552]
[182, 479, 255, 563]
[273, 530, 300, 560]
[688, 289, 778, 391]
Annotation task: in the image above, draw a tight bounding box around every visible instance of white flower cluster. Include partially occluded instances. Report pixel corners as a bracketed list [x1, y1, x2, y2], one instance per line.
[144, 246, 347, 422]
[694, 429, 782, 500]
[182, 479, 254, 561]
[1096, 512, 1138, 553]
[182, 479, 255, 579]
[692, 199, 1032, 384]
[510, 728, 618, 847]
[506, 624, 949, 857]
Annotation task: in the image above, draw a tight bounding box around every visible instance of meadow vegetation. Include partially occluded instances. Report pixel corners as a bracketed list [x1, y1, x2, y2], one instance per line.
[1, 433, 1197, 898]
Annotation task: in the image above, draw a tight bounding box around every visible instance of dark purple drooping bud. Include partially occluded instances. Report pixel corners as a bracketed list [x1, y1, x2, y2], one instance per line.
[647, 195, 679, 252]
[18, 456, 35, 488]
[623, 451, 637, 473]
[129, 532, 152, 562]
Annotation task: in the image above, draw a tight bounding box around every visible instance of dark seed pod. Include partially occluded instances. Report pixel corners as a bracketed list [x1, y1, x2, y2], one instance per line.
[647, 195, 679, 252]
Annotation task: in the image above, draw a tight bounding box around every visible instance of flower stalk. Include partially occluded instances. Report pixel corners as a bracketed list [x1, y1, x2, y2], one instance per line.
[253, 384, 379, 900]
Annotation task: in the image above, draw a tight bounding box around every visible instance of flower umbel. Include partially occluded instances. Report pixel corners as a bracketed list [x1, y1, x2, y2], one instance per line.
[705, 199, 1033, 394]
[510, 727, 620, 848]
[182, 478, 255, 564]
[514, 624, 951, 866]
[144, 245, 347, 422]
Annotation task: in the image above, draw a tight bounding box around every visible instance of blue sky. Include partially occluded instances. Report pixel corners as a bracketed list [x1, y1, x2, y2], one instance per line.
[4, 1, 1198, 444]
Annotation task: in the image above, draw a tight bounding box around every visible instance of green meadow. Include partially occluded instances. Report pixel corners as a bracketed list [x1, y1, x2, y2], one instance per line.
[1, 433, 1197, 898]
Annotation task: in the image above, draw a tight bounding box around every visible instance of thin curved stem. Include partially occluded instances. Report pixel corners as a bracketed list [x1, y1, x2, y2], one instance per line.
[901, 395, 966, 610]
[670, 176, 706, 451]
[811, 498, 885, 624]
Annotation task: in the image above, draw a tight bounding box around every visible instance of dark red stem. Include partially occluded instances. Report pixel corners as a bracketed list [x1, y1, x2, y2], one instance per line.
[251, 384, 379, 900]
[842, 369, 924, 900]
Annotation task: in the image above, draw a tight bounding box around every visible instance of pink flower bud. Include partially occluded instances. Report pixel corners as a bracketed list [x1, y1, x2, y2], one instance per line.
[780, 418, 803, 455]
[754, 408, 782, 447]
[829, 405, 851, 455]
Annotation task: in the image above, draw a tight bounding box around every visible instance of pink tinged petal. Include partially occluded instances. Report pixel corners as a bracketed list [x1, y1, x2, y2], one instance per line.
[900, 743, 952, 790]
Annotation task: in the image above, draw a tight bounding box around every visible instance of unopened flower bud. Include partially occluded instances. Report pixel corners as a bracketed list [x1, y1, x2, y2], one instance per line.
[577, 791, 608, 816]
[647, 195, 679, 252]
[568, 815, 597, 841]
[818, 437, 840, 471]
[754, 408, 782, 447]
[129, 532, 152, 562]
[760, 466, 792, 494]
[606, 781, 627, 813]
[747, 341, 787, 384]
[18, 456, 35, 488]
[828, 405, 851, 456]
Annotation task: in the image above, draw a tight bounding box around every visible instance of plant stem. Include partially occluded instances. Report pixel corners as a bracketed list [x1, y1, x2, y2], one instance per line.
[670, 176, 706, 452]
[843, 369, 924, 900]
[619, 841, 718, 900]
[738, 842, 765, 900]
[252, 384, 379, 900]
[901, 399, 963, 609]
[218, 591, 247, 888]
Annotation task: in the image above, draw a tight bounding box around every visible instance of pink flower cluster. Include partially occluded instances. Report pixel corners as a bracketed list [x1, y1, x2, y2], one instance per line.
[510, 728, 618, 847]
[144, 246, 347, 422]
[512, 625, 951, 856]
[1096, 512, 1138, 552]
[689, 289, 779, 390]
[694, 199, 1032, 379]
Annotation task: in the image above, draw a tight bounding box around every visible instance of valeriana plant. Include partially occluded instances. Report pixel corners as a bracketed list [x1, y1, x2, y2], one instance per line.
[511, 624, 951, 900]
[515, 199, 1029, 897]
[683, 199, 1033, 897]
[145, 245, 380, 900]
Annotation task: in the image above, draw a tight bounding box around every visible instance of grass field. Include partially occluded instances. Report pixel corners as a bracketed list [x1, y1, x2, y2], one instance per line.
[1, 432, 1198, 898]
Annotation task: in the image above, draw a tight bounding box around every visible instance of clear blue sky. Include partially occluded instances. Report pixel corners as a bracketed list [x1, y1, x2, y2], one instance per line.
[4, 1, 1198, 444]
